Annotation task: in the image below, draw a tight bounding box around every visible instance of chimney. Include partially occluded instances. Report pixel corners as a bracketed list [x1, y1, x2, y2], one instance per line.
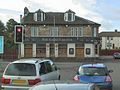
[20, 15, 22, 24]
[115, 29, 117, 32]
[24, 7, 29, 16]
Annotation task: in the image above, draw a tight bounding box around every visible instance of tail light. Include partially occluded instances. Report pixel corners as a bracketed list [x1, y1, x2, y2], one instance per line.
[105, 76, 112, 82]
[28, 78, 41, 85]
[73, 75, 79, 81]
[1, 77, 10, 84]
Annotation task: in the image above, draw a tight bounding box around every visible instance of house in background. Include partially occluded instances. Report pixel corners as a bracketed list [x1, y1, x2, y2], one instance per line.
[20, 7, 101, 60]
[99, 30, 120, 55]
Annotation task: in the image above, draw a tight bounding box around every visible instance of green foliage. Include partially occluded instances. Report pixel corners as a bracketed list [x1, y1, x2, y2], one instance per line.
[0, 20, 5, 35]
[1, 19, 18, 48]
[6, 19, 18, 33]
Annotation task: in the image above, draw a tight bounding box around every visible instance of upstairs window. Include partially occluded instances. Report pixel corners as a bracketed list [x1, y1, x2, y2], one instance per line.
[50, 27, 58, 37]
[31, 27, 39, 37]
[34, 9, 45, 22]
[71, 27, 83, 37]
[93, 27, 97, 37]
[64, 9, 75, 22]
[68, 13, 72, 21]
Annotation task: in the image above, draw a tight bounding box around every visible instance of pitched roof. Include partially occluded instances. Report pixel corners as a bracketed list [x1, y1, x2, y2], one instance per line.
[99, 31, 120, 37]
[22, 11, 101, 26]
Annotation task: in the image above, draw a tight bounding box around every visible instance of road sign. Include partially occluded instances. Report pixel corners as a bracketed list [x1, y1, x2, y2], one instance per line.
[0, 36, 4, 54]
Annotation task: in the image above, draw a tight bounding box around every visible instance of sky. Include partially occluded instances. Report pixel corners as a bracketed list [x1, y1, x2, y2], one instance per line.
[0, 0, 120, 32]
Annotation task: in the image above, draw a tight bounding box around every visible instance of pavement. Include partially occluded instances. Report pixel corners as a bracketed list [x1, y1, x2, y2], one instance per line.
[99, 55, 114, 60]
[0, 55, 118, 62]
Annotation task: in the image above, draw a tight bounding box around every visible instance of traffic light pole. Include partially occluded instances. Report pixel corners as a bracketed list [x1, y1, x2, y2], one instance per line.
[14, 25, 24, 59]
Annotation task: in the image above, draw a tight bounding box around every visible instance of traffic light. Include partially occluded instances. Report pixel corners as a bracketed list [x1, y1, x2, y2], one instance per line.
[14, 25, 24, 43]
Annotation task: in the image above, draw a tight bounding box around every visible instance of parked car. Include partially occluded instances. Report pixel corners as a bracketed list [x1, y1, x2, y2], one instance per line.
[113, 52, 120, 59]
[1, 58, 60, 90]
[73, 63, 113, 90]
[29, 80, 100, 90]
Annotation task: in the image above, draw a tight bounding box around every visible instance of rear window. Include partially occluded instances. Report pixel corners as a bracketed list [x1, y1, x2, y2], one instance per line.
[79, 67, 108, 76]
[4, 63, 36, 76]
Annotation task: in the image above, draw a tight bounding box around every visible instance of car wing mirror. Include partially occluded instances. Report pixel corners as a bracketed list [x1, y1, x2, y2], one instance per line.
[54, 66, 60, 70]
[77, 71, 79, 75]
[109, 70, 113, 73]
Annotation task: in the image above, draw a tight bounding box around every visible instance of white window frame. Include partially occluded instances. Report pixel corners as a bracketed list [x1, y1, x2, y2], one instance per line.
[64, 13, 75, 22]
[34, 13, 37, 21]
[34, 12, 45, 21]
[93, 27, 97, 37]
[50, 27, 58, 37]
[70, 27, 83, 37]
[41, 13, 43, 21]
[31, 27, 39, 37]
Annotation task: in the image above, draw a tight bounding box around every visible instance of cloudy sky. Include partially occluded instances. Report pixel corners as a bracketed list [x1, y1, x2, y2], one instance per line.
[0, 0, 120, 32]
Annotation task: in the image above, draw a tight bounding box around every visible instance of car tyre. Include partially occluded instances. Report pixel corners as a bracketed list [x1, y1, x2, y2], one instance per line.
[58, 75, 61, 80]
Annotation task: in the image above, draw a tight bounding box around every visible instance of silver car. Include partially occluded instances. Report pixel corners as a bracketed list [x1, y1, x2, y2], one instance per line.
[1, 58, 60, 90]
[29, 80, 100, 90]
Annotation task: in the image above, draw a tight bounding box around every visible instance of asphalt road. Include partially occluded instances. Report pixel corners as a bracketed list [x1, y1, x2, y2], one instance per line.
[0, 60, 120, 90]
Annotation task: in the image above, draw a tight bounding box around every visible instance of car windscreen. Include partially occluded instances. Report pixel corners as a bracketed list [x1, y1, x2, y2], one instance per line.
[4, 63, 36, 76]
[79, 67, 108, 76]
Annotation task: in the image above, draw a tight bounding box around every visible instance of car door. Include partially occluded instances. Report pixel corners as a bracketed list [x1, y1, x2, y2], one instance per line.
[44, 61, 58, 80]
[39, 62, 50, 81]
[49, 61, 60, 80]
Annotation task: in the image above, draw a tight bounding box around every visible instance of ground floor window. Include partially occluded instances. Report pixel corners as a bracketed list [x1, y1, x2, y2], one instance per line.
[86, 48, 91, 55]
[69, 48, 74, 55]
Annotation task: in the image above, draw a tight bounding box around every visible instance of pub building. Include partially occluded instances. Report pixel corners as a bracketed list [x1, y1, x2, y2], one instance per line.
[20, 7, 101, 60]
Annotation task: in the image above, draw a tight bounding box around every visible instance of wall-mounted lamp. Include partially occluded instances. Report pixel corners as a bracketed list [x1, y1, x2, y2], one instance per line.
[43, 25, 46, 27]
[66, 25, 68, 27]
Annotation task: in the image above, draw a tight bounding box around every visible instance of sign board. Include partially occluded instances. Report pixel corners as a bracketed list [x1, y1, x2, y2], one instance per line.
[0, 36, 4, 53]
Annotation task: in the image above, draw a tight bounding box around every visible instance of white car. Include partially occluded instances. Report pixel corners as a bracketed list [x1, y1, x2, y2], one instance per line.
[1, 58, 60, 90]
[29, 80, 100, 90]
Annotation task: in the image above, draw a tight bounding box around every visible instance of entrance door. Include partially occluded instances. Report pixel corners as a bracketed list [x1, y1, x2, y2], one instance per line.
[24, 44, 32, 58]
[50, 44, 55, 57]
[76, 48, 84, 59]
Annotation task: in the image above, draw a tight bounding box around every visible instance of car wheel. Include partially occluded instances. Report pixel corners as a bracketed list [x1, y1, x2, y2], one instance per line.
[58, 75, 60, 80]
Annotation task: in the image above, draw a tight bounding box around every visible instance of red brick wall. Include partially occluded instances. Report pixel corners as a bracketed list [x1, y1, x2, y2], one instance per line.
[0, 47, 18, 60]
[100, 49, 120, 56]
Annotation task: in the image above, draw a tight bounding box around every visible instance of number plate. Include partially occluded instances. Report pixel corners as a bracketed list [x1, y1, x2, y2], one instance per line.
[12, 80, 27, 85]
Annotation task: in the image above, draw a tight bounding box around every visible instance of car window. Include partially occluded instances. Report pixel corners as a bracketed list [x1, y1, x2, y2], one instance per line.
[52, 64, 58, 71]
[44, 61, 52, 73]
[39, 62, 47, 75]
[79, 67, 108, 76]
[5, 63, 36, 76]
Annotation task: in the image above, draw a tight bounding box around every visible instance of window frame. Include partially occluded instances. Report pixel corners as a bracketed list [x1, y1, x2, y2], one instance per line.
[50, 27, 58, 37]
[70, 27, 83, 37]
[31, 27, 39, 37]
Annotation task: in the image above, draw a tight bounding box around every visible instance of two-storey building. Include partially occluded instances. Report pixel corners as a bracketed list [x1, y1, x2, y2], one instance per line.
[99, 30, 120, 50]
[20, 7, 101, 60]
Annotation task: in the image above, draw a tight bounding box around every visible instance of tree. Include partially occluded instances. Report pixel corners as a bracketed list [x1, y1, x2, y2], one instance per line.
[6, 19, 18, 33]
[0, 20, 5, 35]
[5, 19, 18, 48]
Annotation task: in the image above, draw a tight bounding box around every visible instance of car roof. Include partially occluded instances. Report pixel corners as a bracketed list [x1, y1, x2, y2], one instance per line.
[11, 58, 52, 64]
[40, 80, 89, 84]
[81, 63, 106, 68]
[31, 80, 96, 90]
